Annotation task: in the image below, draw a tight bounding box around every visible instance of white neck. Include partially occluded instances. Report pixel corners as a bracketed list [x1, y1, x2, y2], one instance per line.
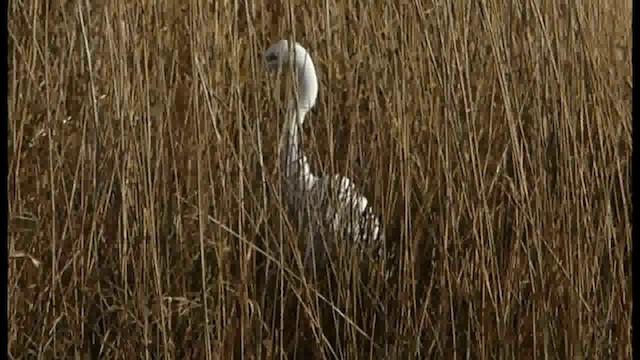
[287, 43, 318, 114]
[280, 44, 319, 207]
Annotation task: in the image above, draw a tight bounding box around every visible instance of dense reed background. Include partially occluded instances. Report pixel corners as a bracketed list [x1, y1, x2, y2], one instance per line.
[8, 0, 632, 358]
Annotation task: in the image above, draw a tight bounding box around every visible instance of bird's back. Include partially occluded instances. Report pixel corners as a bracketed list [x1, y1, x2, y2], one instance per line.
[307, 174, 386, 260]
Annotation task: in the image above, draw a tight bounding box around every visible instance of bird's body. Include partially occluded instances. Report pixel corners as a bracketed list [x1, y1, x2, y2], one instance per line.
[265, 40, 388, 274]
[307, 175, 384, 258]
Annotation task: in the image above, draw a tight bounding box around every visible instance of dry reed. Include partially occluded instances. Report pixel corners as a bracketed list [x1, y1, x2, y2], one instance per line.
[8, 0, 631, 358]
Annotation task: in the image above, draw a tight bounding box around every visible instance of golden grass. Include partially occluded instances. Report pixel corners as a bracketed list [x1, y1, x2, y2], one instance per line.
[8, 0, 632, 358]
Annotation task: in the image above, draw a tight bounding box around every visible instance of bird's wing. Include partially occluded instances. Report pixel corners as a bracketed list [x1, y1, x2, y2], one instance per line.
[305, 174, 392, 280]
[309, 174, 383, 248]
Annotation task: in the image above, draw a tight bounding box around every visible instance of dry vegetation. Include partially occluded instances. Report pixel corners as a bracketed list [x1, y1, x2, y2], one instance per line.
[8, 0, 632, 358]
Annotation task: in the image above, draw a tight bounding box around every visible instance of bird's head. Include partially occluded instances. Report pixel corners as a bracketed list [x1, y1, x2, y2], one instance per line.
[264, 40, 310, 73]
[264, 40, 318, 111]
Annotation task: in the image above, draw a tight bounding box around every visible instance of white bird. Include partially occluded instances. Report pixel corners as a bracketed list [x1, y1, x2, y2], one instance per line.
[264, 40, 390, 276]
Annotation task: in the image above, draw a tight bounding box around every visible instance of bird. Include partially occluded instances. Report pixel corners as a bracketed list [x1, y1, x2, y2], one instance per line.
[264, 39, 391, 277]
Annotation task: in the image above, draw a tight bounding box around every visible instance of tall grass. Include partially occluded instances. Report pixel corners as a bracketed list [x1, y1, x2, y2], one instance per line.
[8, 0, 631, 358]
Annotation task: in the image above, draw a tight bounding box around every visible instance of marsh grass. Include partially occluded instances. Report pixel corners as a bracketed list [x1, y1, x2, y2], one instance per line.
[8, 0, 631, 358]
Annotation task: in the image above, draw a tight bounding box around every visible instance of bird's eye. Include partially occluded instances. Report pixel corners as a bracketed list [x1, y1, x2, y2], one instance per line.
[266, 53, 277, 63]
